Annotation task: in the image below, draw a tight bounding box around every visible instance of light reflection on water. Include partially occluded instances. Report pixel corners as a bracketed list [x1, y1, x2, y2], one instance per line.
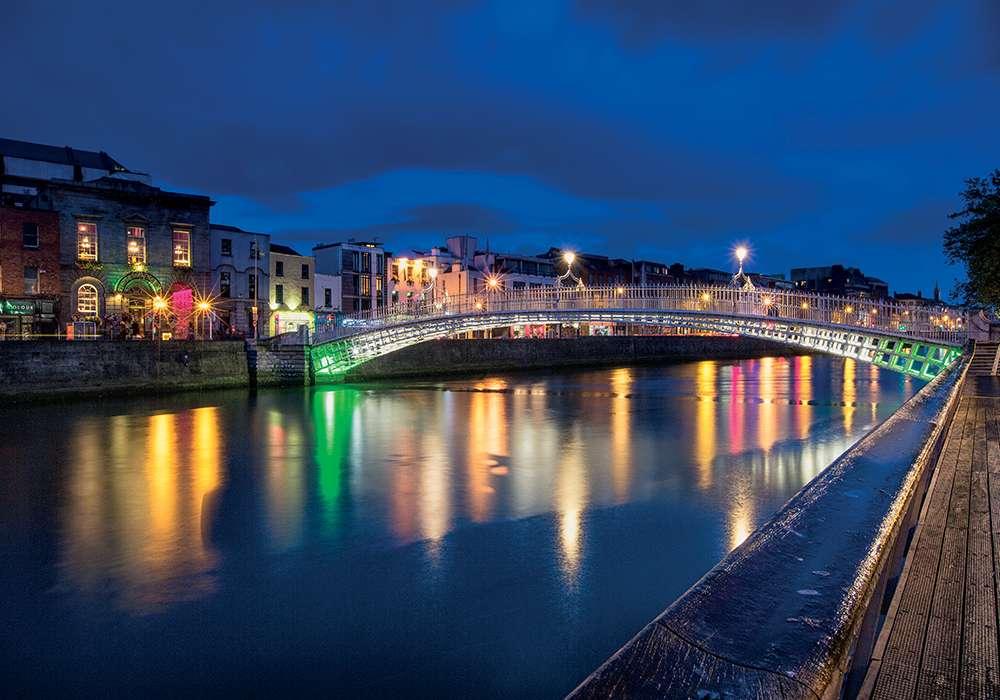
[0, 355, 919, 696]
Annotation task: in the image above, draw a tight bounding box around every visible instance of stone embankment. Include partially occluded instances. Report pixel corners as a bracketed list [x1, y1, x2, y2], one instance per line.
[0, 335, 797, 402]
[344, 335, 796, 380]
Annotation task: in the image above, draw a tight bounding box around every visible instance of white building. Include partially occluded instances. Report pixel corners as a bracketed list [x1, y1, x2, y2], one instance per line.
[209, 224, 270, 337]
[392, 235, 558, 302]
[314, 272, 342, 334]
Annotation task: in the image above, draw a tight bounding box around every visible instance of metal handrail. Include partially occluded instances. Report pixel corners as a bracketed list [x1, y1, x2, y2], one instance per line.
[313, 284, 967, 346]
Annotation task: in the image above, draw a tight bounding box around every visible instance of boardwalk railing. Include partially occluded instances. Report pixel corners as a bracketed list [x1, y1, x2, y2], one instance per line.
[314, 285, 966, 347]
[570, 354, 970, 699]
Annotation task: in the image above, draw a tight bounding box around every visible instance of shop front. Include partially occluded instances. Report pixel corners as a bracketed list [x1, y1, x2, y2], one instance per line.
[0, 298, 59, 338]
[270, 309, 315, 337]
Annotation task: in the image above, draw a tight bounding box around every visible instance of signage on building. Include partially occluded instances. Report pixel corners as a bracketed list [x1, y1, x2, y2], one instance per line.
[1, 299, 37, 315]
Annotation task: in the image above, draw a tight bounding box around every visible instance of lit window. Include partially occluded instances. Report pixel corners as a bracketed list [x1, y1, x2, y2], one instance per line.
[172, 230, 191, 267]
[127, 226, 146, 265]
[77, 284, 98, 315]
[77, 222, 98, 261]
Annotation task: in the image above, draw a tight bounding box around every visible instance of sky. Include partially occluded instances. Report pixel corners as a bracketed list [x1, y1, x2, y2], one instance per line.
[4, 0, 999, 297]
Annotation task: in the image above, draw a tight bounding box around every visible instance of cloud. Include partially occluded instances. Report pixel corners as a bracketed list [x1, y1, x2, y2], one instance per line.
[574, 0, 852, 42]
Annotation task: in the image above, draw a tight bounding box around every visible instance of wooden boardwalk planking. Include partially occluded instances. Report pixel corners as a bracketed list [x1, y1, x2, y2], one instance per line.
[868, 393, 1000, 700]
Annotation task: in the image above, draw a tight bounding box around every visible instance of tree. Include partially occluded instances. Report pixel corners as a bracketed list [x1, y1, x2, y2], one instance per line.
[944, 170, 1000, 308]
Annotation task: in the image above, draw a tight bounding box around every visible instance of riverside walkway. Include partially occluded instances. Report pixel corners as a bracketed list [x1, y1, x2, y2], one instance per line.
[861, 350, 1000, 699]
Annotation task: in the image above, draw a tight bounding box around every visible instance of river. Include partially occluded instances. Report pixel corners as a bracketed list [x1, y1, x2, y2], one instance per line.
[0, 355, 920, 696]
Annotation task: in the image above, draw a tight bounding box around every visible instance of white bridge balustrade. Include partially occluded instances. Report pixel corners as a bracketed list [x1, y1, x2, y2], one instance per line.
[311, 285, 967, 380]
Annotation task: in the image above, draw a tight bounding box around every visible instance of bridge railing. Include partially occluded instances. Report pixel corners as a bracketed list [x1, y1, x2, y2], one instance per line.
[314, 285, 967, 346]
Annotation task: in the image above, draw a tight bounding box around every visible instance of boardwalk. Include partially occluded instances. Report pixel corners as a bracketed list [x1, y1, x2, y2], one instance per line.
[862, 368, 1000, 699]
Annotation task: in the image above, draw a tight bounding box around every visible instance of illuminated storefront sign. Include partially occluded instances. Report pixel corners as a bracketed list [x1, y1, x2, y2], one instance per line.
[1, 299, 38, 315]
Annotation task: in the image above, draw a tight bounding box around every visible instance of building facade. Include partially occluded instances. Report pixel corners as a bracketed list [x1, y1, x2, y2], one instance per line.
[393, 236, 558, 302]
[0, 202, 61, 336]
[313, 272, 342, 334]
[791, 265, 889, 299]
[269, 244, 314, 336]
[210, 224, 270, 338]
[312, 240, 388, 312]
[1, 138, 213, 338]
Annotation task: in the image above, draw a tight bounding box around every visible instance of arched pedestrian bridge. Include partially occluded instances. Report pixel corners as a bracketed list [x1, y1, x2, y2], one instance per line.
[311, 285, 966, 381]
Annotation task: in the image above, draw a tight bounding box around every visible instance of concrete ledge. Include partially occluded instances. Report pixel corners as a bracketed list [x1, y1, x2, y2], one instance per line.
[570, 354, 968, 699]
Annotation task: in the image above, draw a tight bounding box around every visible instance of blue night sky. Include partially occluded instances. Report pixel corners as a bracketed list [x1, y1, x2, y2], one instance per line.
[5, 1, 999, 296]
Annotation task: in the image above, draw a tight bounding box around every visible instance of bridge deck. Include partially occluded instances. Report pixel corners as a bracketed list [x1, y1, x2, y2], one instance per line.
[862, 375, 1000, 699]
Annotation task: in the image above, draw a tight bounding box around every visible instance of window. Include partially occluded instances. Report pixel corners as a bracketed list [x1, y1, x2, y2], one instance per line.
[220, 271, 231, 298]
[360, 275, 371, 296]
[361, 252, 371, 273]
[275, 284, 284, 305]
[275, 261, 284, 277]
[324, 288, 332, 308]
[301, 287, 309, 306]
[221, 238, 232, 256]
[126, 226, 146, 265]
[77, 222, 97, 260]
[172, 230, 191, 267]
[376, 254, 384, 274]
[77, 284, 98, 314]
[376, 275, 383, 294]
[23, 266, 38, 295]
[301, 264, 309, 279]
[248, 273, 257, 300]
[22, 222, 39, 248]
[250, 240, 261, 259]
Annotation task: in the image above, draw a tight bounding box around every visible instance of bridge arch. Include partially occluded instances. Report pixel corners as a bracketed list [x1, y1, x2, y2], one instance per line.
[311, 286, 965, 381]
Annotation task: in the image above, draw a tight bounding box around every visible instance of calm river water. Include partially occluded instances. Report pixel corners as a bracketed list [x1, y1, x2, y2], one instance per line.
[0, 355, 920, 696]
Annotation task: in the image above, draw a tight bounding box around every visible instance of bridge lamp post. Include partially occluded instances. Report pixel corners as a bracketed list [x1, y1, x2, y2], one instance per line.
[731, 244, 754, 290]
[559, 251, 583, 288]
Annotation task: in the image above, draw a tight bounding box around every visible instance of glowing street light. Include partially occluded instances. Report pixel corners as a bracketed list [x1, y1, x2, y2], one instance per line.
[558, 250, 583, 288]
[730, 243, 754, 289]
[700, 292, 711, 303]
[152, 295, 168, 312]
[486, 274, 501, 290]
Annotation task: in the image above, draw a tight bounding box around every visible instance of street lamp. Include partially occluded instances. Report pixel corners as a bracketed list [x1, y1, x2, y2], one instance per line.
[196, 299, 214, 340]
[558, 250, 583, 287]
[730, 244, 754, 290]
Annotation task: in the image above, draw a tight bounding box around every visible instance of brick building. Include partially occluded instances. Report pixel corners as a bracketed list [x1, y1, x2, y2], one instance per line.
[1, 138, 213, 337]
[0, 202, 61, 336]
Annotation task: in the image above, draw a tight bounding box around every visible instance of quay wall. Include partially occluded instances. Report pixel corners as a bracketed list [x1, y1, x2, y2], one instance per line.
[0, 336, 799, 402]
[344, 335, 797, 380]
[0, 340, 250, 402]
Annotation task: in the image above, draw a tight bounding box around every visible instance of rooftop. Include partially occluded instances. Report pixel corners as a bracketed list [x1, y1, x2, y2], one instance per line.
[0, 137, 131, 173]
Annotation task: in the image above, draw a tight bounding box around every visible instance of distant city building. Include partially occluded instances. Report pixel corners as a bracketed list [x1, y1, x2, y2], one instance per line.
[538, 248, 630, 287]
[395, 236, 558, 301]
[790, 265, 889, 299]
[312, 240, 388, 312]
[0, 137, 213, 337]
[0, 202, 61, 336]
[209, 224, 270, 337]
[269, 243, 314, 336]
